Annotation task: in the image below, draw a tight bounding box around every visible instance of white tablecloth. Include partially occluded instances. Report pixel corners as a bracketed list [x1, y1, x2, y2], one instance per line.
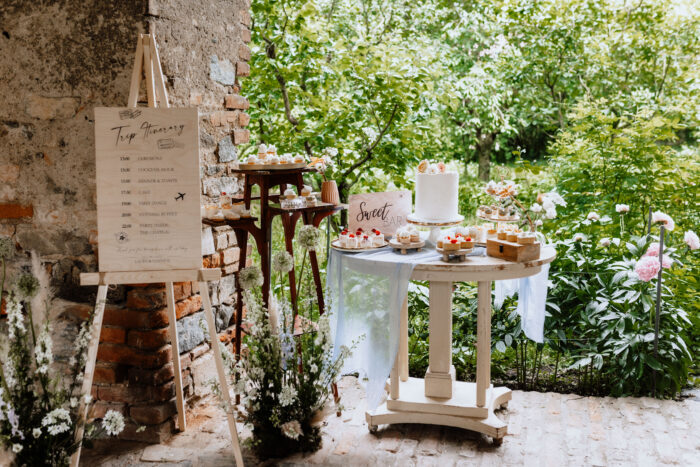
[327, 245, 549, 410]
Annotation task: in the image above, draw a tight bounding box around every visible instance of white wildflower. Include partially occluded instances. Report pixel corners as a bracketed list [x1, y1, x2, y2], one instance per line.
[280, 420, 303, 440]
[239, 266, 263, 291]
[587, 212, 600, 221]
[310, 363, 318, 373]
[12, 444, 22, 453]
[7, 298, 25, 339]
[70, 398, 78, 408]
[42, 408, 72, 436]
[544, 208, 557, 219]
[542, 197, 555, 211]
[544, 191, 567, 207]
[599, 237, 611, 247]
[573, 233, 585, 242]
[33, 428, 41, 438]
[535, 220, 543, 227]
[83, 394, 92, 404]
[530, 203, 542, 213]
[34, 326, 53, 374]
[615, 204, 630, 213]
[279, 383, 298, 407]
[272, 251, 294, 273]
[102, 410, 125, 436]
[298, 225, 321, 251]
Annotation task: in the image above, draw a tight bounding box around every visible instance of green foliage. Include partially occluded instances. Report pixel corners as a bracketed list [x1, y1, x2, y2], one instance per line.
[550, 98, 700, 232]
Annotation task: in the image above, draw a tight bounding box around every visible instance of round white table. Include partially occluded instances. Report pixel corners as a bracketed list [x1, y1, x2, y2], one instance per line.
[366, 246, 556, 443]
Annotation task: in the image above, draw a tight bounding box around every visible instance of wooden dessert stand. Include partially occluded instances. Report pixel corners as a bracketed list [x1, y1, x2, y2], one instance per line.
[389, 239, 425, 254]
[366, 247, 556, 444]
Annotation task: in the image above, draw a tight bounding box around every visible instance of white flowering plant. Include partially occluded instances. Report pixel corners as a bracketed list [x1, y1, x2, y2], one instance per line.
[0, 246, 124, 466]
[225, 242, 353, 459]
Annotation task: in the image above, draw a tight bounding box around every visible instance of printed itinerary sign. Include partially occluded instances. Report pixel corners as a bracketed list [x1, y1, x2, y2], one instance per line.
[348, 190, 411, 236]
[94, 107, 201, 272]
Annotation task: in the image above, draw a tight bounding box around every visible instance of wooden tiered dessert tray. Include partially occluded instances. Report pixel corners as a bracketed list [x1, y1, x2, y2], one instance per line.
[436, 246, 474, 262]
[389, 239, 425, 254]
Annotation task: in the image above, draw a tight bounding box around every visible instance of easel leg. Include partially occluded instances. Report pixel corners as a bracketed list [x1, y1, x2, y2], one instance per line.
[399, 297, 409, 382]
[69, 284, 109, 467]
[476, 280, 492, 407]
[200, 281, 244, 467]
[166, 282, 187, 432]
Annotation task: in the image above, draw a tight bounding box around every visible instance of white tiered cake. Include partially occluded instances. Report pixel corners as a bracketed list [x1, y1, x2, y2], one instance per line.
[413, 162, 460, 222]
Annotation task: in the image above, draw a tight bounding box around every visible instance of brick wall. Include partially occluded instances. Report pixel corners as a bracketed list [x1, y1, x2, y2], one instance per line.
[0, 0, 252, 442]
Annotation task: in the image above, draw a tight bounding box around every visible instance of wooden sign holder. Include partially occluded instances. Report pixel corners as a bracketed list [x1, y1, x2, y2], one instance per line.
[70, 33, 243, 467]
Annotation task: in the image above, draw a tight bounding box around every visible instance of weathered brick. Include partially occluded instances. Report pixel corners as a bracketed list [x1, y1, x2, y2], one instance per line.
[93, 363, 126, 384]
[97, 343, 172, 369]
[97, 384, 152, 404]
[189, 91, 203, 106]
[175, 295, 202, 319]
[239, 44, 251, 62]
[173, 282, 192, 301]
[99, 326, 126, 344]
[127, 286, 167, 310]
[239, 9, 252, 27]
[225, 111, 238, 124]
[202, 253, 222, 269]
[190, 342, 210, 360]
[128, 362, 175, 386]
[221, 264, 239, 275]
[222, 247, 240, 265]
[238, 112, 250, 127]
[241, 27, 251, 43]
[24, 94, 79, 120]
[130, 401, 176, 425]
[236, 61, 250, 77]
[127, 327, 169, 350]
[89, 401, 128, 419]
[214, 231, 228, 250]
[118, 419, 174, 443]
[210, 111, 223, 127]
[224, 94, 249, 110]
[0, 203, 33, 219]
[233, 129, 250, 145]
[65, 303, 169, 329]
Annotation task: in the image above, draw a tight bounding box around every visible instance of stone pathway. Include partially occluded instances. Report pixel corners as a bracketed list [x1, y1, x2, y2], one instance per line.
[81, 376, 700, 466]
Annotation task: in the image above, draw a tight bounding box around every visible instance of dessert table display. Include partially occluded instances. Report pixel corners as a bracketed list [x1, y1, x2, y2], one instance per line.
[327, 160, 555, 444]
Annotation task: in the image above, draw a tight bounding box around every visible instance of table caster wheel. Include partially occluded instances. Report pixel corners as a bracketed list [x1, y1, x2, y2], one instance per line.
[492, 437, 503, 447]
[368, 424, 378, 434]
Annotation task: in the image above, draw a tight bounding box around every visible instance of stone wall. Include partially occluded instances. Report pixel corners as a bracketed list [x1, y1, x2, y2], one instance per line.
[0, 0, 252, 442]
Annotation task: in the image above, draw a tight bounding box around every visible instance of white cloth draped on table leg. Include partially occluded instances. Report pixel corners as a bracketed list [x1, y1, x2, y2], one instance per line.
[494, 263, 550, 343]
[327, 248, 440, 410]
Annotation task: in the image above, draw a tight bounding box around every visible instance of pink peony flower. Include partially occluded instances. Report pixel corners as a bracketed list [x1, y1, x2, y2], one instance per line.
[684, 230, 699, 250]
[651, 211, 675, 231]
[587, 212, 600, 221]
[635, 256, 661, 282]
[661, 254, 673, 269]
[645, 242, 660, 257]
[615, 204, 630, 213]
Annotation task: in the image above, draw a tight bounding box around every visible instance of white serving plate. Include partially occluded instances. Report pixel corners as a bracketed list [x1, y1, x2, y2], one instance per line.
[331, 239, 388, 252]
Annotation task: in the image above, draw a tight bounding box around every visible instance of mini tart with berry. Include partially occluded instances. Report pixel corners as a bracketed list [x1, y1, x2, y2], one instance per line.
[443, 238, 460, 251]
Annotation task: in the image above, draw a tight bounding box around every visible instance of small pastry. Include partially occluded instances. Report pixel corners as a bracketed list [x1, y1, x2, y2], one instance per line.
[211, 210, 224, 221]
[294, 154, 306, 164]
[398, 231, 411, 244]
[410, 231, 420, 243]
[444, 239, 460, 251]
[305, 195, 316, 206]
[437, 162, 446, 173]
[468, 225, 479, 238]
[224, 209, 240, 220]
[240, 209, 252, 218]
[362, 235, 371, 248]
[283, 188, 296, 200]
[347, 233, 357, 248]
[507, 233, 518, 242]
[463, 237, 474, 249]
[257, 144, 267, 158]
[268, 155, 280, 165]
[301, 185, 312, 197]
[372, 231, 384, 246]
[518, 233, 536, 244]
[247, 155, 258, 165]
[266, 144, 277, 158]
[278, 154, 290, 164]
[497, 231, 507, 240]
[483, 207, 493, 215]
[417, 160, 428, 173]
[232, 202, 245, 213]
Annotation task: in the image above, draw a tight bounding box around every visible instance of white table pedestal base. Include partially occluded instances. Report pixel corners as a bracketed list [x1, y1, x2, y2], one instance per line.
[367, 379, 511, 439]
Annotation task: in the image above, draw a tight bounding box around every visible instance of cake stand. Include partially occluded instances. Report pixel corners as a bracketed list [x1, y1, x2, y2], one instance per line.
[407, 213, 464, 245]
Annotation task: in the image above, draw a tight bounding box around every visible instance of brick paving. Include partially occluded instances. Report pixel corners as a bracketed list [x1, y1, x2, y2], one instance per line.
[81, 376, 700, 466]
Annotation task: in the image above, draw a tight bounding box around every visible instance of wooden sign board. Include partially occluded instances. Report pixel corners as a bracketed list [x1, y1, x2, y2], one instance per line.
[94, 107, 201, 272]
[348, 190, 411, 236]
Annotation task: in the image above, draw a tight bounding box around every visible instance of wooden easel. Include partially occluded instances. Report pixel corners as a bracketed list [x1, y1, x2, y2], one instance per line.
[70, 33, 243, 467]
